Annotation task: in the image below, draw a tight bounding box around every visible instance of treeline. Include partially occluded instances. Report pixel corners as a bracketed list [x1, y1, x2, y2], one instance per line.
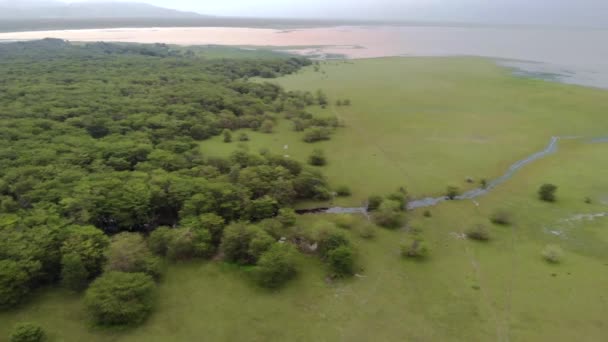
[0, 40, 339, 317]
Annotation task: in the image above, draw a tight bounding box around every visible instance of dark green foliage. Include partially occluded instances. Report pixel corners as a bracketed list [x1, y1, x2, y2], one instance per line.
[335, 185, 352, 197]
[246, 196, 279, 221]
[538, 184, 558, 202]
[315, 223, 350, 258]
[148, 227, 174, 256]
[308, 149, 327, 166]
[61, 253, 88, 292]
[466, 225, 490, 241]
[373, 200, 405, 229]
[490, 210, 513, 226]
[166, 228, 213, 261]
[9, 322, 45, 342]
[401, 238, 429, 259]
[105, 233, 163, 279]
[357, 222, 376, 239]
[387, 191, 407, 209]
[276, 208, 297, 227]
[446, 186, 461, 200]
[327, 246, 356, 277]
[0, 260, 31, 309]
[316, 89, 328, 106]
[0, 40, 334, 306]
[423, 210, 432, 218]
[303, 127, 332, 143]
[84, 272, 155, 326]
[221, 224, 274, 265]
[480, 179, 488, 189]
[254, 243, 298, 288]
[60, 226, 110, 280]
[367, 195, 384, 211]
[584, 197, 592, 204]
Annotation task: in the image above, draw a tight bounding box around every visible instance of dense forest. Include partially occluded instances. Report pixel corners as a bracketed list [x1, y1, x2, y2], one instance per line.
[0, 39, 367, 327]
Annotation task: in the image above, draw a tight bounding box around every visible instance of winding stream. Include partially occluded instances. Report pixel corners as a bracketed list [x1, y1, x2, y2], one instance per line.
[307, 135, 607, 214]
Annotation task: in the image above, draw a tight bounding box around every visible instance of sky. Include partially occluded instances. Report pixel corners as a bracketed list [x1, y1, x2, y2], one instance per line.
[62, 0, 608, 26]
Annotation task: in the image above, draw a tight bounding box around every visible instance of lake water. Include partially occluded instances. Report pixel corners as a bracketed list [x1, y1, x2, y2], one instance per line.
[1, 26, 608, 88]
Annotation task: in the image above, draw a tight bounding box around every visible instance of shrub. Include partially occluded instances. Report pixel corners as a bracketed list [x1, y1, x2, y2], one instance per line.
[357, 222, 376, 239]
[480, 179, 488, 189]
[308, 148, 327, 166]
[277, 208, 297, 227]
[166, 228, 213, 261]
[401, 238, 429, 259]
[221, 224, 274, 264]
[260, 120, 274, 133]
[584, 197, 592, 204]
[254, 244, 298, 288]
[303, 127, 332, 143]
[387, 191, 407, 209]
[343, 99, 351, 106]
[0, 260, 31, 309]
[335, 185, 352, 197]
[61, 253, 88, 291]
[538, 183, 557, 202]
[542, 244, 564, 264]
[367, 195, 383, 211]
[85, 272, 155, 326]
[148, 227, 174, 256]
[446, 186, 460, 200]
[315, 223, 350, 257]
[423, 210, 432, 218]
[373, 200, 404, 229]
[222, 129, 232, 143]
[9, 323, 44, 342]
[246, 196, 279, 222]
[105, 233, 163, 279]
[466, 225, 490, 241]
[327, 246, 356, 277]
[490, 210, 512, 226]
[238, 132, 249, 141]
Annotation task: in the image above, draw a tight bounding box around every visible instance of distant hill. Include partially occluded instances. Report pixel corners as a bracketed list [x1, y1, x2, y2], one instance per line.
[0, 0, 209, 19]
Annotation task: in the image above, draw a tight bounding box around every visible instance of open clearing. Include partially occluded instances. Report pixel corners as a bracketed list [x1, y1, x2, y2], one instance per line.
[2, 57, 608, 341]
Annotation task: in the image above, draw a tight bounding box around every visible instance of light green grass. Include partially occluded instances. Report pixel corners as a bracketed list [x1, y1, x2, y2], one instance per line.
[2, 57, 608, 341]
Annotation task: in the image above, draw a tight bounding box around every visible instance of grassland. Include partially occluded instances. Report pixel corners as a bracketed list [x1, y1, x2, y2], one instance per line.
[2, 57, 608, 341]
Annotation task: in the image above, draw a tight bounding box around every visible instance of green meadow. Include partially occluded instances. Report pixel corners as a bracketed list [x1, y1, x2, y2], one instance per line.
[3, 57, 608, 341]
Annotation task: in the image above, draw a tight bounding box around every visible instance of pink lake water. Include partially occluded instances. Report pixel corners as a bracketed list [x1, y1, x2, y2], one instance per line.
[2, 26, 608, 88]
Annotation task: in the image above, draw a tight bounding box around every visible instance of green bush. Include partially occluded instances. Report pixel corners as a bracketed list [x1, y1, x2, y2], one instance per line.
[367, 195, 383, 211]
[315, 223, 350, 257]
[538, 184, 558, 202]
[166, 228, 213, 261]
[303, 127, 332, 143]
[327, 246, 356, 277]
[85, 272, 155, 326]
[466, 225, 490, 241]
[61, 253, 88, 291]
[105, 233, 163, 279]
[490, 210, 512, 226]
[238, 132, 249, 141]
[400, 238, 429, 259]
[254, 244, 298, 288]
[335, 186, 352, 197]
[542, 244, 564, 264]
[423, 210, 432, 218]
[222, 129, 232, 143]
[148, 227, 174, 256]
[276, 208, 297, 227]
[0, 260, 31, 309]
[446, 186, 460, 200]
[373, 200, 404, 229]
[9, 323, 44, 342]
[221, 224, 274, 264]
[308, 148, 327, 166]
[356, 222, 376, 239]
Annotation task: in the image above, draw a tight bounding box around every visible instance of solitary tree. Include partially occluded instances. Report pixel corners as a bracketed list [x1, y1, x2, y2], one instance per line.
[446, 186, 460, 200]
[538, 184, 558, 202]
[223, 129, 232, 143]
[308, 149, 327, 166]
[254, 244, 298, 288]
[84, 272, 155, 326]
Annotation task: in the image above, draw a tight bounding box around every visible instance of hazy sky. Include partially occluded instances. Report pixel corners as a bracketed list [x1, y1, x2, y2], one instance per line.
[63, 0, 608, 26]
